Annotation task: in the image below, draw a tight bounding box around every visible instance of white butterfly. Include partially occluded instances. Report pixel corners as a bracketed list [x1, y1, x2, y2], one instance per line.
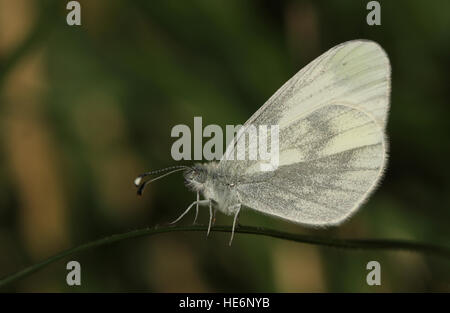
[135, 40, 391, 245]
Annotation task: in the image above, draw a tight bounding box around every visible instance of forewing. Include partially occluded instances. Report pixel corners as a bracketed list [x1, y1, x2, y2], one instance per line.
[220, 40, 390, 177]
[236, 104, 386, 226]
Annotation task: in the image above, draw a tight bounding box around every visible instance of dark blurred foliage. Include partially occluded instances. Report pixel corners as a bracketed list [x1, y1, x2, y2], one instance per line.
[0, 0, 449, 292]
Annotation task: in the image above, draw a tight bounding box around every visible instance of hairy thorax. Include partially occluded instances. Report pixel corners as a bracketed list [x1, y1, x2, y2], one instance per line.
[185, 162, 241, 216]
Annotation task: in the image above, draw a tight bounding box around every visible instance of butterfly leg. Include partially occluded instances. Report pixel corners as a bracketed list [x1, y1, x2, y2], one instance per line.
[207, 199, 213, 237]
[192, 192, 200, 225]
[170, 199, 209, 225]
[229, 204, 241, 246]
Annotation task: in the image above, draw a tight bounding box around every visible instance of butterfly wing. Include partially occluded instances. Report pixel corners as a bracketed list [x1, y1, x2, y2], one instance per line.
[219, 40, 390, 226]
[237, 103, 386, 225]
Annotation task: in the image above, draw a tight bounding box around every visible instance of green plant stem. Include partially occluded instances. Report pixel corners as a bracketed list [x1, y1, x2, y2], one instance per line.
[1, 224, 449, 289]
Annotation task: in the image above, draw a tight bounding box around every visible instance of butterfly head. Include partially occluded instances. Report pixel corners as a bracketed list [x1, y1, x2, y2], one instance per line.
[184, 164, 208, 192]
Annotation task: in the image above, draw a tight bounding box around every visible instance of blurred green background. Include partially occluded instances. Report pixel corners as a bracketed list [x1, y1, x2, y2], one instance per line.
[0, 0, 449, 292]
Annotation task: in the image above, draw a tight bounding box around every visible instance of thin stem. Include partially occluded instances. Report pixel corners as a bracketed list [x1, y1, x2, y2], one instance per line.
[1, 224, 449, 289]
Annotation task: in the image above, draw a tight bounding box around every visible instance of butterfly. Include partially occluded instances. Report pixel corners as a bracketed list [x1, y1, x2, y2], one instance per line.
[135, 40, 391, 245]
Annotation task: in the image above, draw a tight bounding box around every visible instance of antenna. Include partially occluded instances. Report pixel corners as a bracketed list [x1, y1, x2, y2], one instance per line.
[134, 165, 190, 196]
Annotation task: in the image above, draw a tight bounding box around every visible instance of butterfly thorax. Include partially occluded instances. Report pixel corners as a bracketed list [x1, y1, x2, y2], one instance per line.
[184, 162, 241, 215]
